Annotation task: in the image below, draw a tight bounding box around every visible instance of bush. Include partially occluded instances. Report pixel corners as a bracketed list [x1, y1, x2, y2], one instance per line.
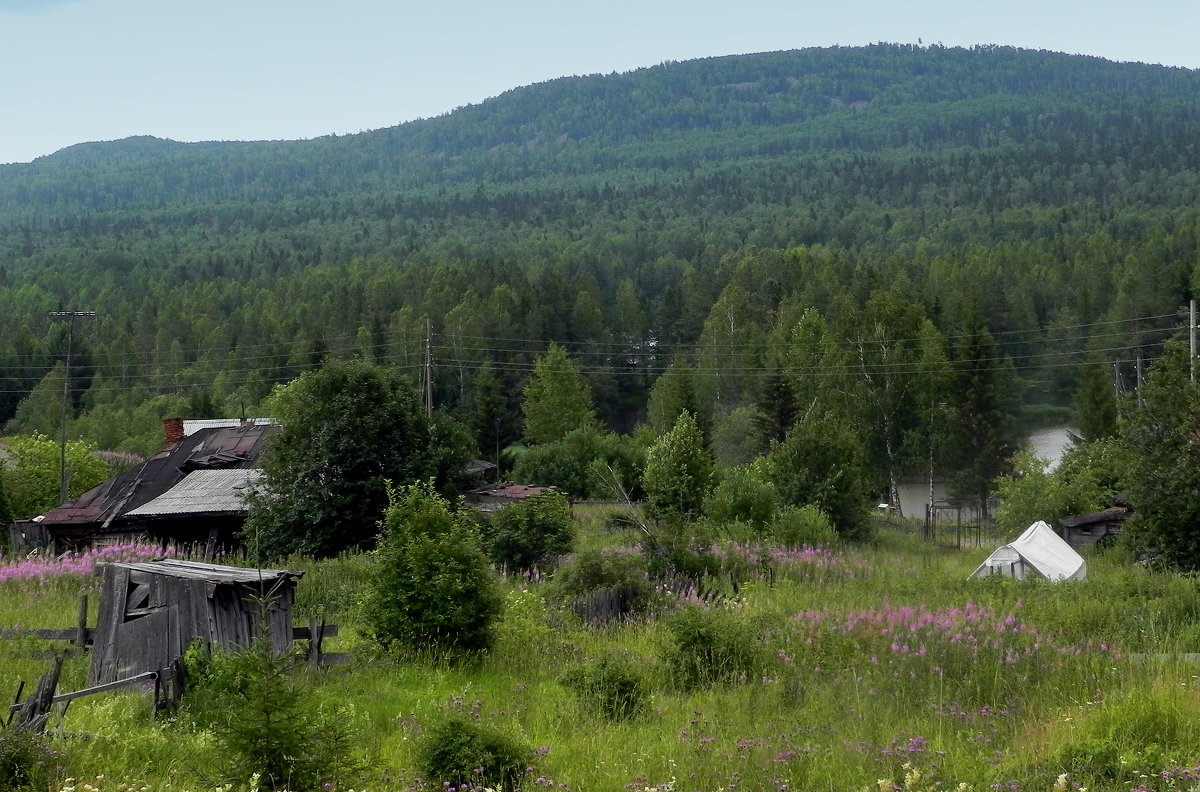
[703, 465, 779, 528]
[550, 548, 655, 623]
[417, 716, 531, 792]
[563, 652, 647, 720]
[482, 491, 574, 572]
[361, 481, 503, 656]
[665, 606, 765, 690]
[178, 639, 358, 791]
[0, 726, 63, 791]
[510, 427, 645, 500]
[766, 505, 837, 548]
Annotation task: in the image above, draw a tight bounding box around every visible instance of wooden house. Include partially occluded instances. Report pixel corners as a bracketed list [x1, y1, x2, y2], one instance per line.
[1057, 506, 1129, 549]
[88, 559, 302, 686]
[37, 420, 275, 555]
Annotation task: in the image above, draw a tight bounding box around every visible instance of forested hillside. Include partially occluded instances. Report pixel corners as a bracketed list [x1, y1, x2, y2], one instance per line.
[2, 43, 1198, 475]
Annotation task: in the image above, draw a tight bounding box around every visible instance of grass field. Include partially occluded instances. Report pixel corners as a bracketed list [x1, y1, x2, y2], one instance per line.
[3, 514, 1200, 792]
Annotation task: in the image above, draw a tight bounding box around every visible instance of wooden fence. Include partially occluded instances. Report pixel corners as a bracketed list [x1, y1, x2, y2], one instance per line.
[2, 594, 344, 733]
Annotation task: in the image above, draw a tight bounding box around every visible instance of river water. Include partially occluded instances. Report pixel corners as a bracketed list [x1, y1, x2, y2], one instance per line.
[1027, 426, 1076, 471]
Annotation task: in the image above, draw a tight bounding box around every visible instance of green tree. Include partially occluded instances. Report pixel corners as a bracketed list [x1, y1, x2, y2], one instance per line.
[752, 363, 797, 447]
[0, 472, 14, 532]
[943, 312, 1020, 517]
[245, 360, 432, 559]
[704, 463, 779, 528]
[646, 358, 709, 437]
[838, 288, 945, 515]
[469, 363, 512, 474]
[181, 638, 359, 792]
[767, 408, 871, 541]
[0, 433, 111, 518]
[993, 448, 1106, 537]
[1122, 344, 1200, 568]
[521, 343, 597, 445]
[5, 363, 66, 438]
[361, 481, 502, 655]
[1074, 355, 1119, 442]
[709, 405, 765, 468]
[642, 411, 714, 520]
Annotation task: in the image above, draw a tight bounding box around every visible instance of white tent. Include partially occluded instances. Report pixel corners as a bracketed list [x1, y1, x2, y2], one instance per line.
[970, 520, 1086, 581]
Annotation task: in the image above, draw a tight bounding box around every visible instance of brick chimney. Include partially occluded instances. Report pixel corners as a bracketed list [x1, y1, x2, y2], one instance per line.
[162, 417, 185, 448]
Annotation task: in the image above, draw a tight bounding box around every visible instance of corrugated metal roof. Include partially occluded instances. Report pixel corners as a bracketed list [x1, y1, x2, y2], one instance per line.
[125, 469, 262, 517]
[183, 418, 273, 436]
[111, 558, 301, 584]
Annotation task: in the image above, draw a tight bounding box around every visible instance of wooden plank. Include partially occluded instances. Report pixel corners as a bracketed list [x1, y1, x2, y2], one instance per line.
[15, 655, 64, 732]
[8, 672, 157, 712]
[89, 564, 130, 686]
[0, 628, 93, 642]
[125, 582, 151, 612]
[291, 625, 339, 639]
[166, 604, 181, 668]
[6, 680, 24, 726]
[114, 608, 170, 680]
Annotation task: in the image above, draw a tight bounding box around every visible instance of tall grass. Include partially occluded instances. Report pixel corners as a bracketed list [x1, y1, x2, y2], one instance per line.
[3, 532, 1200, 791]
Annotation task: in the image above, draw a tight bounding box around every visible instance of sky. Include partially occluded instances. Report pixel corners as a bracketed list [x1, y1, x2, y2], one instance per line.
[1, 0, 1198, 165]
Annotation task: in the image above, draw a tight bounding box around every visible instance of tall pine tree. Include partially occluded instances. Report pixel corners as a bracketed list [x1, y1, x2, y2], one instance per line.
[944, 312, 1021, 518]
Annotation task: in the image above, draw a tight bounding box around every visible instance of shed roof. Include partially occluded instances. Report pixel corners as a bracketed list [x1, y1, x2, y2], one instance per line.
[110, 558, 301, 584]
[1058, 506, 1130, 530]
[125, 469, 262, 517]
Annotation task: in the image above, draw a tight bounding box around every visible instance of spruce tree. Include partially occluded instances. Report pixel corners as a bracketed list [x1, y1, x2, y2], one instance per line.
[943, 313, 1021, 519]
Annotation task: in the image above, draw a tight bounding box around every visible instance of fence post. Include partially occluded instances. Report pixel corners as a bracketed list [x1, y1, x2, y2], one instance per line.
[74, 594, 88, 650]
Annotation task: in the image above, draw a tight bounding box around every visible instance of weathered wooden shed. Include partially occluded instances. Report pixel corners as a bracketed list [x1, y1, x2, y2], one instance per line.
[88, 559, 303, 686]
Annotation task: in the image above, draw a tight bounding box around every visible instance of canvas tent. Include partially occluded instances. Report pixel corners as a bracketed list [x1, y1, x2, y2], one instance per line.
[970, 520, 1086, 581]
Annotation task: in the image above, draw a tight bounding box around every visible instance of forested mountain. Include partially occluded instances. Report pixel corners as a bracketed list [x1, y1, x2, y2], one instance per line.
[2, 43, 1198, 468]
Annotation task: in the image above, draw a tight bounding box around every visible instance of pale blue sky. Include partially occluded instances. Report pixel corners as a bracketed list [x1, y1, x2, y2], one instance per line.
[1, 0, 1197, 165]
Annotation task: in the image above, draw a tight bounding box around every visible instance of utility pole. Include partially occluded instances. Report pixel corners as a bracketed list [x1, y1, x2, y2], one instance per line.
[424, 318, 433, 419]
[1191, 299, 1196, 384]
[48, 311, 96, 505]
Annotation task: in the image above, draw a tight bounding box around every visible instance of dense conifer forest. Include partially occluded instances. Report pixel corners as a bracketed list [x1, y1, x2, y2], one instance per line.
[2, 43, 1198, 485]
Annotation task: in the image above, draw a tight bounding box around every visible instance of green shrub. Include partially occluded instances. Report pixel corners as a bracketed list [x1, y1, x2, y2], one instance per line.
[482, 490, 574, 572]
[178, 639, 358, 791]
[509, 427, 644, 500]
[563, 652, 647, 720]
[0, 726, 63, 791]
[550, 547, 655, 622]
[665, 606, 765, 690]
[417, 715, 531, 792]
[361, 481, 503, 656]
[703, 465, 779, 528]
[767, 505, 837, 548]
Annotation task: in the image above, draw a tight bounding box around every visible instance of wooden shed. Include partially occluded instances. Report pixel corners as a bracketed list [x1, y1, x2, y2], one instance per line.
[88, 559, 303, 686]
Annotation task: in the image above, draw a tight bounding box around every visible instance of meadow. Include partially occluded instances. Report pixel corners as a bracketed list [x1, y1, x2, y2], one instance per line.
[3, 511, 1200, 792]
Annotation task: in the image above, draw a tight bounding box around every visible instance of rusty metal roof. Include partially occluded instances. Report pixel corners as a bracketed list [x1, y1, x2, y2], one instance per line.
[469, 484, 551, 500]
